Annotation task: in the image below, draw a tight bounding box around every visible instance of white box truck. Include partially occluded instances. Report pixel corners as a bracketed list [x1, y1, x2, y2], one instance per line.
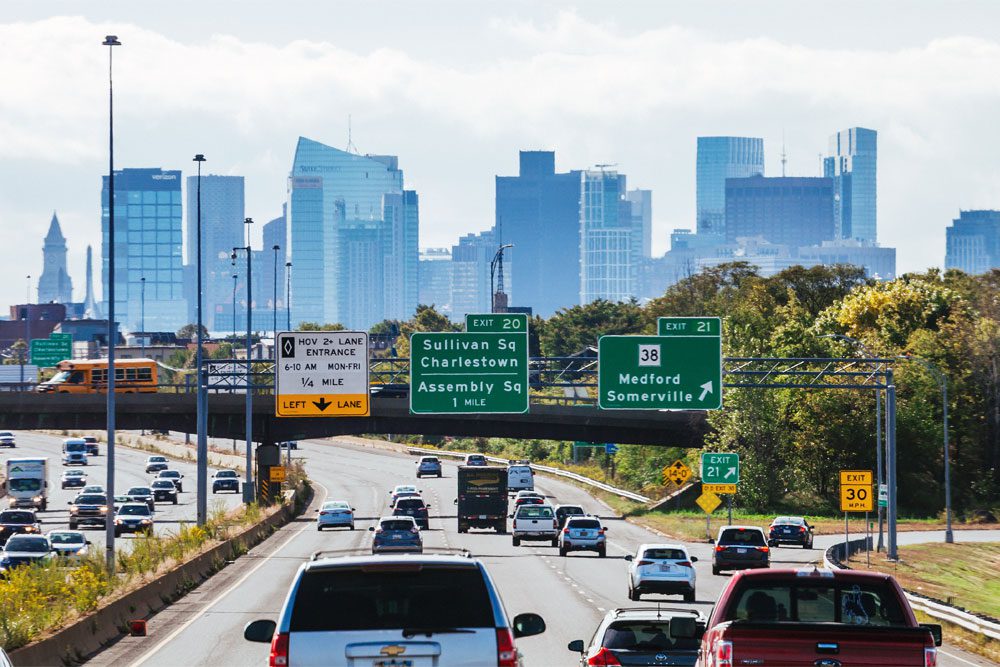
[5, 458, 49, 511]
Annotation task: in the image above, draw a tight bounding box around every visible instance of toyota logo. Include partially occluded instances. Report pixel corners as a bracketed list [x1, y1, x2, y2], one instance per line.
[655, 654, 668, 663]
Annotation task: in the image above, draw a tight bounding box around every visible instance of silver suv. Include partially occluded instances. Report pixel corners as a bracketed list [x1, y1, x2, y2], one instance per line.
[558, 516, 607, 558]
[244, 554, 546, 667]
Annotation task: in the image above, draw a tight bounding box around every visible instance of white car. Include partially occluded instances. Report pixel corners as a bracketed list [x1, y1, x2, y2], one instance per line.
[316, 500, 355, 531]
[624, 543, 698, 602]
[81, 484, 106, 495]
[507, 461, 534, 492]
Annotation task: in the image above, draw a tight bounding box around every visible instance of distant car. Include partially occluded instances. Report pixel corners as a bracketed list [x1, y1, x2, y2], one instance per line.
[124, 486, 155, 511]
[514, 490, 545, 507]
[507, 461, 534, 492]
[156, 469, 184, 493]
[369, 516, 423, 554]
[464, 453, 488, 466]
[47, 530, 91, 560]
[279, 441, 298, 450]
[114, 502, 154, 537]
[559, 516, 607, 558]
[567, 606, 703, 666]
[767, 515, 814, 549]
[0, 432, 15, 448]
[81, 484, 106, 495]
[415, 456, 442, 478]
[315, 500, 355, 531]
[145, 455, 169, 474]
[62, 449, 88, 466]
[61, 469, 87, 490]
[712, 525, 770, 575]
[211, 470, 240, 494]
[0, 510, 41, 545]
[392, 497, 430, 529]
[150, 480, 178, 504]
[389, 484, 420, 505]
[0, 535, 55, 575]
[82, 436, 100, 456]
[511, 504, 559, 547]
[625, 543, 698, 602]
[67, 494, 109, 530]
[555, 504, 587, 528]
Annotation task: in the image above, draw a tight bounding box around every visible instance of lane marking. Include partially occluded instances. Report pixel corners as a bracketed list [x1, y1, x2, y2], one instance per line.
[938, 649, 984, 667]
[128, 480, 330, 667]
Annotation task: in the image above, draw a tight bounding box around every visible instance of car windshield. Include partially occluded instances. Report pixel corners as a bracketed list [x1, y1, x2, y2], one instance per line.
[602, 620, 699, 651]
[727, 581, 908, 626]
[75, 495, 106, 505]
[289, 565, 494, 632]
[0, 511, 34, 524]
[9, 479, 42, 492]
[49, 532, 85, 545]
[216, 471, 237, 478]
[149, 457, 167, 463]
[5, 537, 49, 553]
[773, 517, 805, 526]
[567, 519, 601, 530]
[0, 432, 13, 437]
[517, 506, 553, 519]
[643, 548, 688, 560]
[380, 520, 416, 531]
[151, 482, 173, 489]
[119, 505, 151, 516]
[396, 499, 425, 509]
[720, 529, 766, 546]
[127, 488, 151, 495]
[64, 470, 85, 477]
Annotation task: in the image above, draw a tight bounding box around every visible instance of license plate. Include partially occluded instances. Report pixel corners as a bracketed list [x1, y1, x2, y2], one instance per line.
[579, 531, 589, 537]
[660, 564, 673, 572]
[737, 548, 747, 554]
[375, 660, 413, 667]
[478, 515, 487, 519]
[392, 534, 402, 540]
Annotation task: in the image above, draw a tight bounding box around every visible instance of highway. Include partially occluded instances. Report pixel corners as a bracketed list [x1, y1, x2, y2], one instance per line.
[1, 431, 243, 552]
[78, 436, 994, 667]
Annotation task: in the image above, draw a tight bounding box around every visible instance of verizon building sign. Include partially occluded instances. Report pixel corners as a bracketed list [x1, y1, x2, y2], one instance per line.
[275, 331, 370, 417]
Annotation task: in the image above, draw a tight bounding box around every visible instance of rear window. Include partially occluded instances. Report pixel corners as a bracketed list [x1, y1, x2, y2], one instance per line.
[151, 481, 174, 489]
[567, 519, 601, 529]
[0, 511, 35, 523]
[643, 548, 688, 560]
[601, 620, 699, 651]
[119, 505, 151, 516]
[720, 528, 766, 546]
[380, 519, 416, 531]
[726, 581, 908, 627]
[420, 457, 439, 464]
[517, 506, 553, 519]
[558, 506, 585, 515]
[508, 466, 531, 475]
[773, 517, 805, 526]
[127, 487, 151, 495]
[289, 565, 495, 631]
[396, 499, 425, 509]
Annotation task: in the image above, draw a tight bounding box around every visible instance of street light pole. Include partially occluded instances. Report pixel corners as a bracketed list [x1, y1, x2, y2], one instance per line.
[285, 262, 292, 330]
[22, 275, 30, 390]
[900, 354, 954, 544]
[102, 33, 121, 573]
[140, 276, 145, 356]
[193, 153, 208, 526]
[233, 217, 254, 503]
[232, 274, 238, 343]
[272, 245, 280, 341]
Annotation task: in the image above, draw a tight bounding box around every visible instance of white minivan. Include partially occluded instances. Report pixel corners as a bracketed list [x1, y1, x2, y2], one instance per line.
[506, 461, 534, 492]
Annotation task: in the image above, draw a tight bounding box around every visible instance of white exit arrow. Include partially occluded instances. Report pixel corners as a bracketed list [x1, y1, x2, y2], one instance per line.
[698, 381, 714, 401]
[724, 467, 737, 480]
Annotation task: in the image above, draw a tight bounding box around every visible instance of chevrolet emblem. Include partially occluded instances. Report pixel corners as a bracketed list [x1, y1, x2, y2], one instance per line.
[380, 645, 407, 657]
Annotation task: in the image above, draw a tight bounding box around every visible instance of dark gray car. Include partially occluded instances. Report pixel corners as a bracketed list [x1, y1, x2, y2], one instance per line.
[568, 607, 704, 666]
[369, 516, 423, 554]
[711, 526, 770, 574]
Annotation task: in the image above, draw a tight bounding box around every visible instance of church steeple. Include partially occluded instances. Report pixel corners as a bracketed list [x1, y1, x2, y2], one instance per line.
[38, 211, 73, 304]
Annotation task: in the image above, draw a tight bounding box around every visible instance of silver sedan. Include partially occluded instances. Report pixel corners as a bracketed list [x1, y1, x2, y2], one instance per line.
[316, 500, 355, 531]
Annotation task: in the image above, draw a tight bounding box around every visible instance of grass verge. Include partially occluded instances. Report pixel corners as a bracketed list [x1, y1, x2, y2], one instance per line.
[912, 609, 1000, 664]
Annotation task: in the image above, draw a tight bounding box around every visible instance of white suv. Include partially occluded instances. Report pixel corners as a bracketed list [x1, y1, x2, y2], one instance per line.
[243, 554, 546, 667]
[625, 543, 698, 602]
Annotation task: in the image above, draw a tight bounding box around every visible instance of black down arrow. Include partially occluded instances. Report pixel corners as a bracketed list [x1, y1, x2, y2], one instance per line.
[313, 397, 332, 411]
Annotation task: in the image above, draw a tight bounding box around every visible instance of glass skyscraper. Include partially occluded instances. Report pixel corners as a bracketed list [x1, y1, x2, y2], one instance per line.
[102, 168, 186, 332]
[451, 230, 495, 320]
[725, 176, 835, 248]
[579, 170, 633, 304]
[696, 137, 765, 236]
[824, 127, 877, 242]
[945, 210, 1000, 275]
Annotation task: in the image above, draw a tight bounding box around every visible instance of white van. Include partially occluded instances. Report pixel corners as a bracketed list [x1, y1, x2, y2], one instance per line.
[507, 461, 534, 493]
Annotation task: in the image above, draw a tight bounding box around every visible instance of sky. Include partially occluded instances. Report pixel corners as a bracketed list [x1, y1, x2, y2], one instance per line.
[2, 0, 1000, 308]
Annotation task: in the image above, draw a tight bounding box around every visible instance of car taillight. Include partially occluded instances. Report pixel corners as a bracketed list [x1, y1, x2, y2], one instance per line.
[587, 646, 623, 666]
[411, 527, 420, 534]
[598, 529, 606, 535]
[757, 546, 769, 553]
[496, 627, 517, 667]
[269, 631, 288, 667]
[636, 560, 654, 566]
[799, 526, 806, 533]
[715, 545, 724, 552]
[553, 520, 558, 529]
[319, 511, 330, 516]
[563, 528, 570, 534]
[924, 647, 937, 667]
[677, 561, 692, 567]
[714, 640, 733, 667]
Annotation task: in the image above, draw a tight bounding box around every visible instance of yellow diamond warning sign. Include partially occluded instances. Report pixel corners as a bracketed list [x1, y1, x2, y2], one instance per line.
[275, 331, 370, 417]
[695, 491, 722, 514]
[662, 460, 693, 486]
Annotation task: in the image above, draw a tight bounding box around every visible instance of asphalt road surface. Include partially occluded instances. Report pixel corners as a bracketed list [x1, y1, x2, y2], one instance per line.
[86, 438, 994, 667]
[1, 431, 243, 554]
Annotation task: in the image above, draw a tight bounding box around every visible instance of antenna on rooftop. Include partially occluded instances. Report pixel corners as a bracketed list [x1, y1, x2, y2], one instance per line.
[346, 114, 359, 155]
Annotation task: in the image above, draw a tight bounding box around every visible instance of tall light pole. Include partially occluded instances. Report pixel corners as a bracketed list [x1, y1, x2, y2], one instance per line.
[233, 216, 254, 503]
[489, 243, 513, 313]
[232, 273, 238, 343]
[193, 153, 208, 526]
[285, 261, 292, 330]
[819, 333, 885, 551]
[272, 245, 280, 341]
[900, 354, 953, 544]
[21, 275, 31, 390]
[102, 33, 121, 573]
[139, 276, 146, 356]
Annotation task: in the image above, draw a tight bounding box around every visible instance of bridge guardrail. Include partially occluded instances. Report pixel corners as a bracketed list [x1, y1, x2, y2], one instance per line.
[405, 445, 651, 503]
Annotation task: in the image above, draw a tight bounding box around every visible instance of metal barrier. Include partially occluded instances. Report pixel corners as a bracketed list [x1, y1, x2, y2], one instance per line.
[405, 444, 651, 503]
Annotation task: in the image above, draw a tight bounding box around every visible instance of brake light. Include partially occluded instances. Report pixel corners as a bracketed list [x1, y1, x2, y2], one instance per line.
[410, 527, 420, 534]
[715, 545, 724, 552]
[563, 528, 570, 534]
[553, 519, 559, 529]
[269, 631, 288, 667]
[598, 529, 606, 535]
[677, 561, 692, 567]
[587, 646, 623, 666]
[924, 647, 937, 667]
[319, 511, 330, 516]
[799, 526, 806, 533]
[636, 559, 654, 566]
[714, 640, 733, 667]
[757, 546, 770, 553]
[496, 627, 517, 667]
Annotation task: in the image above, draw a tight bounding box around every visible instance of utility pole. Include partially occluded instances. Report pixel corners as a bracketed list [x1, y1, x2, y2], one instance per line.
[233, 217, 254, 503]
[193, 153, 208, 526]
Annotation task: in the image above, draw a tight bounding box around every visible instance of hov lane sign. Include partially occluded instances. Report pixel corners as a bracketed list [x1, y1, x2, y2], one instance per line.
[275, 331, 370, 417]
[840, 469, 874, 512]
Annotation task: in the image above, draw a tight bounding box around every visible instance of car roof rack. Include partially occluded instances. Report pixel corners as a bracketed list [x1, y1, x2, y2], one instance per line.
[611, 606, 703, 619]
[310, 547, 474, 562]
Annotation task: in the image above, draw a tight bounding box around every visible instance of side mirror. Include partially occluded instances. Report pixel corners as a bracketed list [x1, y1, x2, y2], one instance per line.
[768, 539, 778, 548]
[425, 504, 431, 508]
[86, 540, 93, 545]
[351, 507, 356, 511]
[670, 616, 697, 639]
[243, 619, 277, 643]
[67, 501, 72, 505]
[690, 556, 699, 563]
[920, 623, 943, 647]
[567, 639, 585, 653]
[512, 612, 545, 639]
[453, 499, 458, 504]
[624, 554, 633, 562]
[708, 537, 715, 544]
[603, 527, 609, 532]
[368, 526, 375, 532]
[508, 514, 514, 519]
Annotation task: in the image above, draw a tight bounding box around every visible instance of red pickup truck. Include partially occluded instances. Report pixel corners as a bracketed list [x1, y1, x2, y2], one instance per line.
[698, 567, 942, 667]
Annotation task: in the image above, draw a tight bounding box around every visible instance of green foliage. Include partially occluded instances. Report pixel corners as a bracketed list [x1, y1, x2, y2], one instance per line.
[176, 323, 210, 340]
[539, 299, 644, 357]
[297, 322, 346, 331]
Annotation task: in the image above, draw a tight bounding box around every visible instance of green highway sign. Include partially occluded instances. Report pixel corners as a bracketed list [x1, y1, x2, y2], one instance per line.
[48, 333, 73, 342]
[701, 452, 740, 484]
[410, 331, 529, 414]
[658, 316, 721, 337]
[597, 332, 723, 410]
[465, 313, 528, 333]
[30, 336, 72, 367]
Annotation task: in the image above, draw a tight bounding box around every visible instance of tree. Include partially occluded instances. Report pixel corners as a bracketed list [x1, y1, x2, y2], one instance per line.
[297, 322, 346, 331]
[539, 299, 643, 357]
[176, 323, 209, 341]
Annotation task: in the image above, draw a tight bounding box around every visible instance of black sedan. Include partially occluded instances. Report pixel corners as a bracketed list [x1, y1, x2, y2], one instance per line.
[149, 480, 178, 504]
[124, 486, 156, 511]
[211, 470, 240, 494]
[767, 516, 814, 548]
[0, 510, 42, 545]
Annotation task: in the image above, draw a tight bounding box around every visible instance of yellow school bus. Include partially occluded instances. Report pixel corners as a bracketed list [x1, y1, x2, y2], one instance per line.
[36, 358, 159, 394]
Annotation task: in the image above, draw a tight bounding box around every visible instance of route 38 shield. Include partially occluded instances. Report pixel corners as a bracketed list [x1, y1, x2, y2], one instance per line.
[662, 460, 693, 487]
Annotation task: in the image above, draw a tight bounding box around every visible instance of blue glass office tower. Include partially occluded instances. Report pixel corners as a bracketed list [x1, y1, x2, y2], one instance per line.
[451, 229, 495, 320]
[580, 169, 633, 304]
[725, 176, 835, 248]
[102, 168, 186, 332]
[824, 127, 877, 242]
[945, 210, 1000, 275]
[495, 151, 581, 317]
[696, 137, 765, 236]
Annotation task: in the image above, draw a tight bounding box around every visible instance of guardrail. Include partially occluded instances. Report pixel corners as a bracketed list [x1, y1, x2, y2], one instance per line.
[824, 537, 1000, 641]
[405, 444, 651, 503]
